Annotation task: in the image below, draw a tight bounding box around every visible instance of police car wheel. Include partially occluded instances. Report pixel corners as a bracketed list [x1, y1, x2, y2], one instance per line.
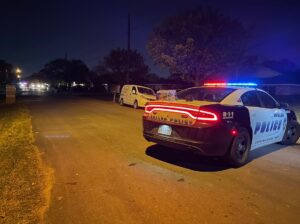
[120, 98, 124, 106]
[133, 100, 138, 109]
[227, 128, 251, 167]
[280, 122, 300, 145]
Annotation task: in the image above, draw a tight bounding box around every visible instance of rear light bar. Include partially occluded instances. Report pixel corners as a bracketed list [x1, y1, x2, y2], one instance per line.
[145, 105, 218, 121]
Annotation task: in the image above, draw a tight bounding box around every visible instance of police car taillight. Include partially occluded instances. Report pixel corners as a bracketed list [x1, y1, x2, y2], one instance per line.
[145, 104, 218, 122]
[231, 129, 238, 136]
[197, 110, 218, 121]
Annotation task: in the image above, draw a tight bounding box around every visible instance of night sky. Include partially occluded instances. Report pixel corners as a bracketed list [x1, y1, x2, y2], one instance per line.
[1, 0, 300, 77]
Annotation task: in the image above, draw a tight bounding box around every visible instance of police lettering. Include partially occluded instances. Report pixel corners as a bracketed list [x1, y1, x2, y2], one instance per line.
[254, 119, 284, 135]
[149, 115, 193, 125]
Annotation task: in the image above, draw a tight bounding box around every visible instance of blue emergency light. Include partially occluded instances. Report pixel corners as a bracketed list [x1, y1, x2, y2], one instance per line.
[226, 82, 257, 87]
[204, 82, 258, 87]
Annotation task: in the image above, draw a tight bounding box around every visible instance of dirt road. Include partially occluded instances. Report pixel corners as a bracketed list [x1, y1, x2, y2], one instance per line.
[27, 96, 300, 224]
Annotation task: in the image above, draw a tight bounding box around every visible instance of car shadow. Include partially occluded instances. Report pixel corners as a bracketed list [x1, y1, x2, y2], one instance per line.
[146, 143, 290, 172]
[145, 144, 231, 172]
[249, 143, 289, 161]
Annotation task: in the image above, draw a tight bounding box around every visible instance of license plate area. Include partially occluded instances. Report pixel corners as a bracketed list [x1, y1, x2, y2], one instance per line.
[150, 110, 196, 126]
[158, 125, 172, 136]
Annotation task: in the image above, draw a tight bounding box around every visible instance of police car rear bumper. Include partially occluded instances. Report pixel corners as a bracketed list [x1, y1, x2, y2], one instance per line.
[144, 133, 210, 153]
[143, 120, 234, 156]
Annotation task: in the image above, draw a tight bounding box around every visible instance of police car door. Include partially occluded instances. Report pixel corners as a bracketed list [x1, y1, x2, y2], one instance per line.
[241, 90, 283, 150]
[256, 90, 287, 145]
[241, 91, 261, 150]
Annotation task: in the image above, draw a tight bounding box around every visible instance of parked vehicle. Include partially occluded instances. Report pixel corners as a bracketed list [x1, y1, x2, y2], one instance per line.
[119, 85, 156, 109]
[143, 82, 300, 167]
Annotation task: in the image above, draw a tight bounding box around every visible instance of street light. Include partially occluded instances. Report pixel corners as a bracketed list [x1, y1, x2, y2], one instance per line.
[16, 68, 22, 79]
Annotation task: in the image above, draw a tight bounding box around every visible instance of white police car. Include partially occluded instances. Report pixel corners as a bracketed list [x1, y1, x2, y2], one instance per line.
[143, 82, 300, 167]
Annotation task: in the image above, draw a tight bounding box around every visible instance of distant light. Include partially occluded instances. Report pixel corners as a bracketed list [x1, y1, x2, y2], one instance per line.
[72, 82, 86, 87]
[29, 82, 48, 91]
[19, 82, 27, 90]
[16, 68, 22, 74]
[19, 81, 27, 85]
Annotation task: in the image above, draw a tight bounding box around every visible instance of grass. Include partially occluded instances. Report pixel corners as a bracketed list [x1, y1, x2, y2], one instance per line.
[0, 104, 52, 224]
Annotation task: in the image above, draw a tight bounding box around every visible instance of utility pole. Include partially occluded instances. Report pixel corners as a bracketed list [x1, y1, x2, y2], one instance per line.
[127, 14, 131, 51]
[5, 69, 8, 84]
[126, 13, 131, 83]
[65, 52, 68, 60]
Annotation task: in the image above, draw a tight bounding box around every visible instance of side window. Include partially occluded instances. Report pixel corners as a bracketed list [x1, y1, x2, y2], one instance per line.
[132, 86, 137, 94]
[241, 91, 261, 107]
[257, 91, 278, 109]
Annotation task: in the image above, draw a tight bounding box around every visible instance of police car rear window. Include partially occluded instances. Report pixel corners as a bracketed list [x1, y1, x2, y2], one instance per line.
[177, 87, 235, 102]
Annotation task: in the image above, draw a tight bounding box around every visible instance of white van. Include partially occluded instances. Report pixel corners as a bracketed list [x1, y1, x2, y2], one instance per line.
[119, 85, 156, 109]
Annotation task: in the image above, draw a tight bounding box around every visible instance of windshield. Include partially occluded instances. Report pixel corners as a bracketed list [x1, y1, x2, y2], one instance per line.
[177, 87, 235, 102]
[138, 87, 155, 96]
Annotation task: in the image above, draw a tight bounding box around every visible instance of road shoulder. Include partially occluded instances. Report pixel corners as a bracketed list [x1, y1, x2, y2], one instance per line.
[0, 104, 53, 223]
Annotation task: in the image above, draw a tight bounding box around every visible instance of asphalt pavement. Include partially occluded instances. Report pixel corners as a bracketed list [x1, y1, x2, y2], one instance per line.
[26, 95, 300, 224]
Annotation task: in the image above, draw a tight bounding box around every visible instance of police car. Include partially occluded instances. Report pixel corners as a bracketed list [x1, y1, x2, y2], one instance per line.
[143, 82, 300, 167]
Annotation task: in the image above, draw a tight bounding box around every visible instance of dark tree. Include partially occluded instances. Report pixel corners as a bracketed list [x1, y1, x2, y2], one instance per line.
[67, 60, 91, 84]
[96, 48, 149, 84]
[39, 59, 91, 86]
[0, 60, 14, 84]
[147, 7, 250, 84]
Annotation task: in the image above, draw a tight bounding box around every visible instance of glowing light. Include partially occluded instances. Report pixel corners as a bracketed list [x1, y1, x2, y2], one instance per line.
[204, 82, 227, 86]
[146, 105, 199, 113]
[227, 82, 257, 87]
[231, 130, 237, 136]
[204, 82, 257, 87]
[145, 105, 218, 121]
[16, 68, 22, 74]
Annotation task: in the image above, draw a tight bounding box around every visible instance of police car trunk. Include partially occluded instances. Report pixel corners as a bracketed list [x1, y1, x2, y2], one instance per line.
[143, 86, 251, 156]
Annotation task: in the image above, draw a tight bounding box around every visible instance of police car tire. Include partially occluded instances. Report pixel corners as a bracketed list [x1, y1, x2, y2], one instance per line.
[280, 122, 300, 145]
[227, 128, 251, 167]
[133, 100, 138, 109]
[120, 98, 124, 106]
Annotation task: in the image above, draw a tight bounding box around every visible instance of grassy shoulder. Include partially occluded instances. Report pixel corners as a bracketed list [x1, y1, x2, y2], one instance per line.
[0, 104, 52, 223]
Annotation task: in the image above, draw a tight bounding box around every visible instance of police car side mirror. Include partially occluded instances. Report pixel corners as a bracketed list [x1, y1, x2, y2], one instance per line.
[279, 102, 289, 109]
